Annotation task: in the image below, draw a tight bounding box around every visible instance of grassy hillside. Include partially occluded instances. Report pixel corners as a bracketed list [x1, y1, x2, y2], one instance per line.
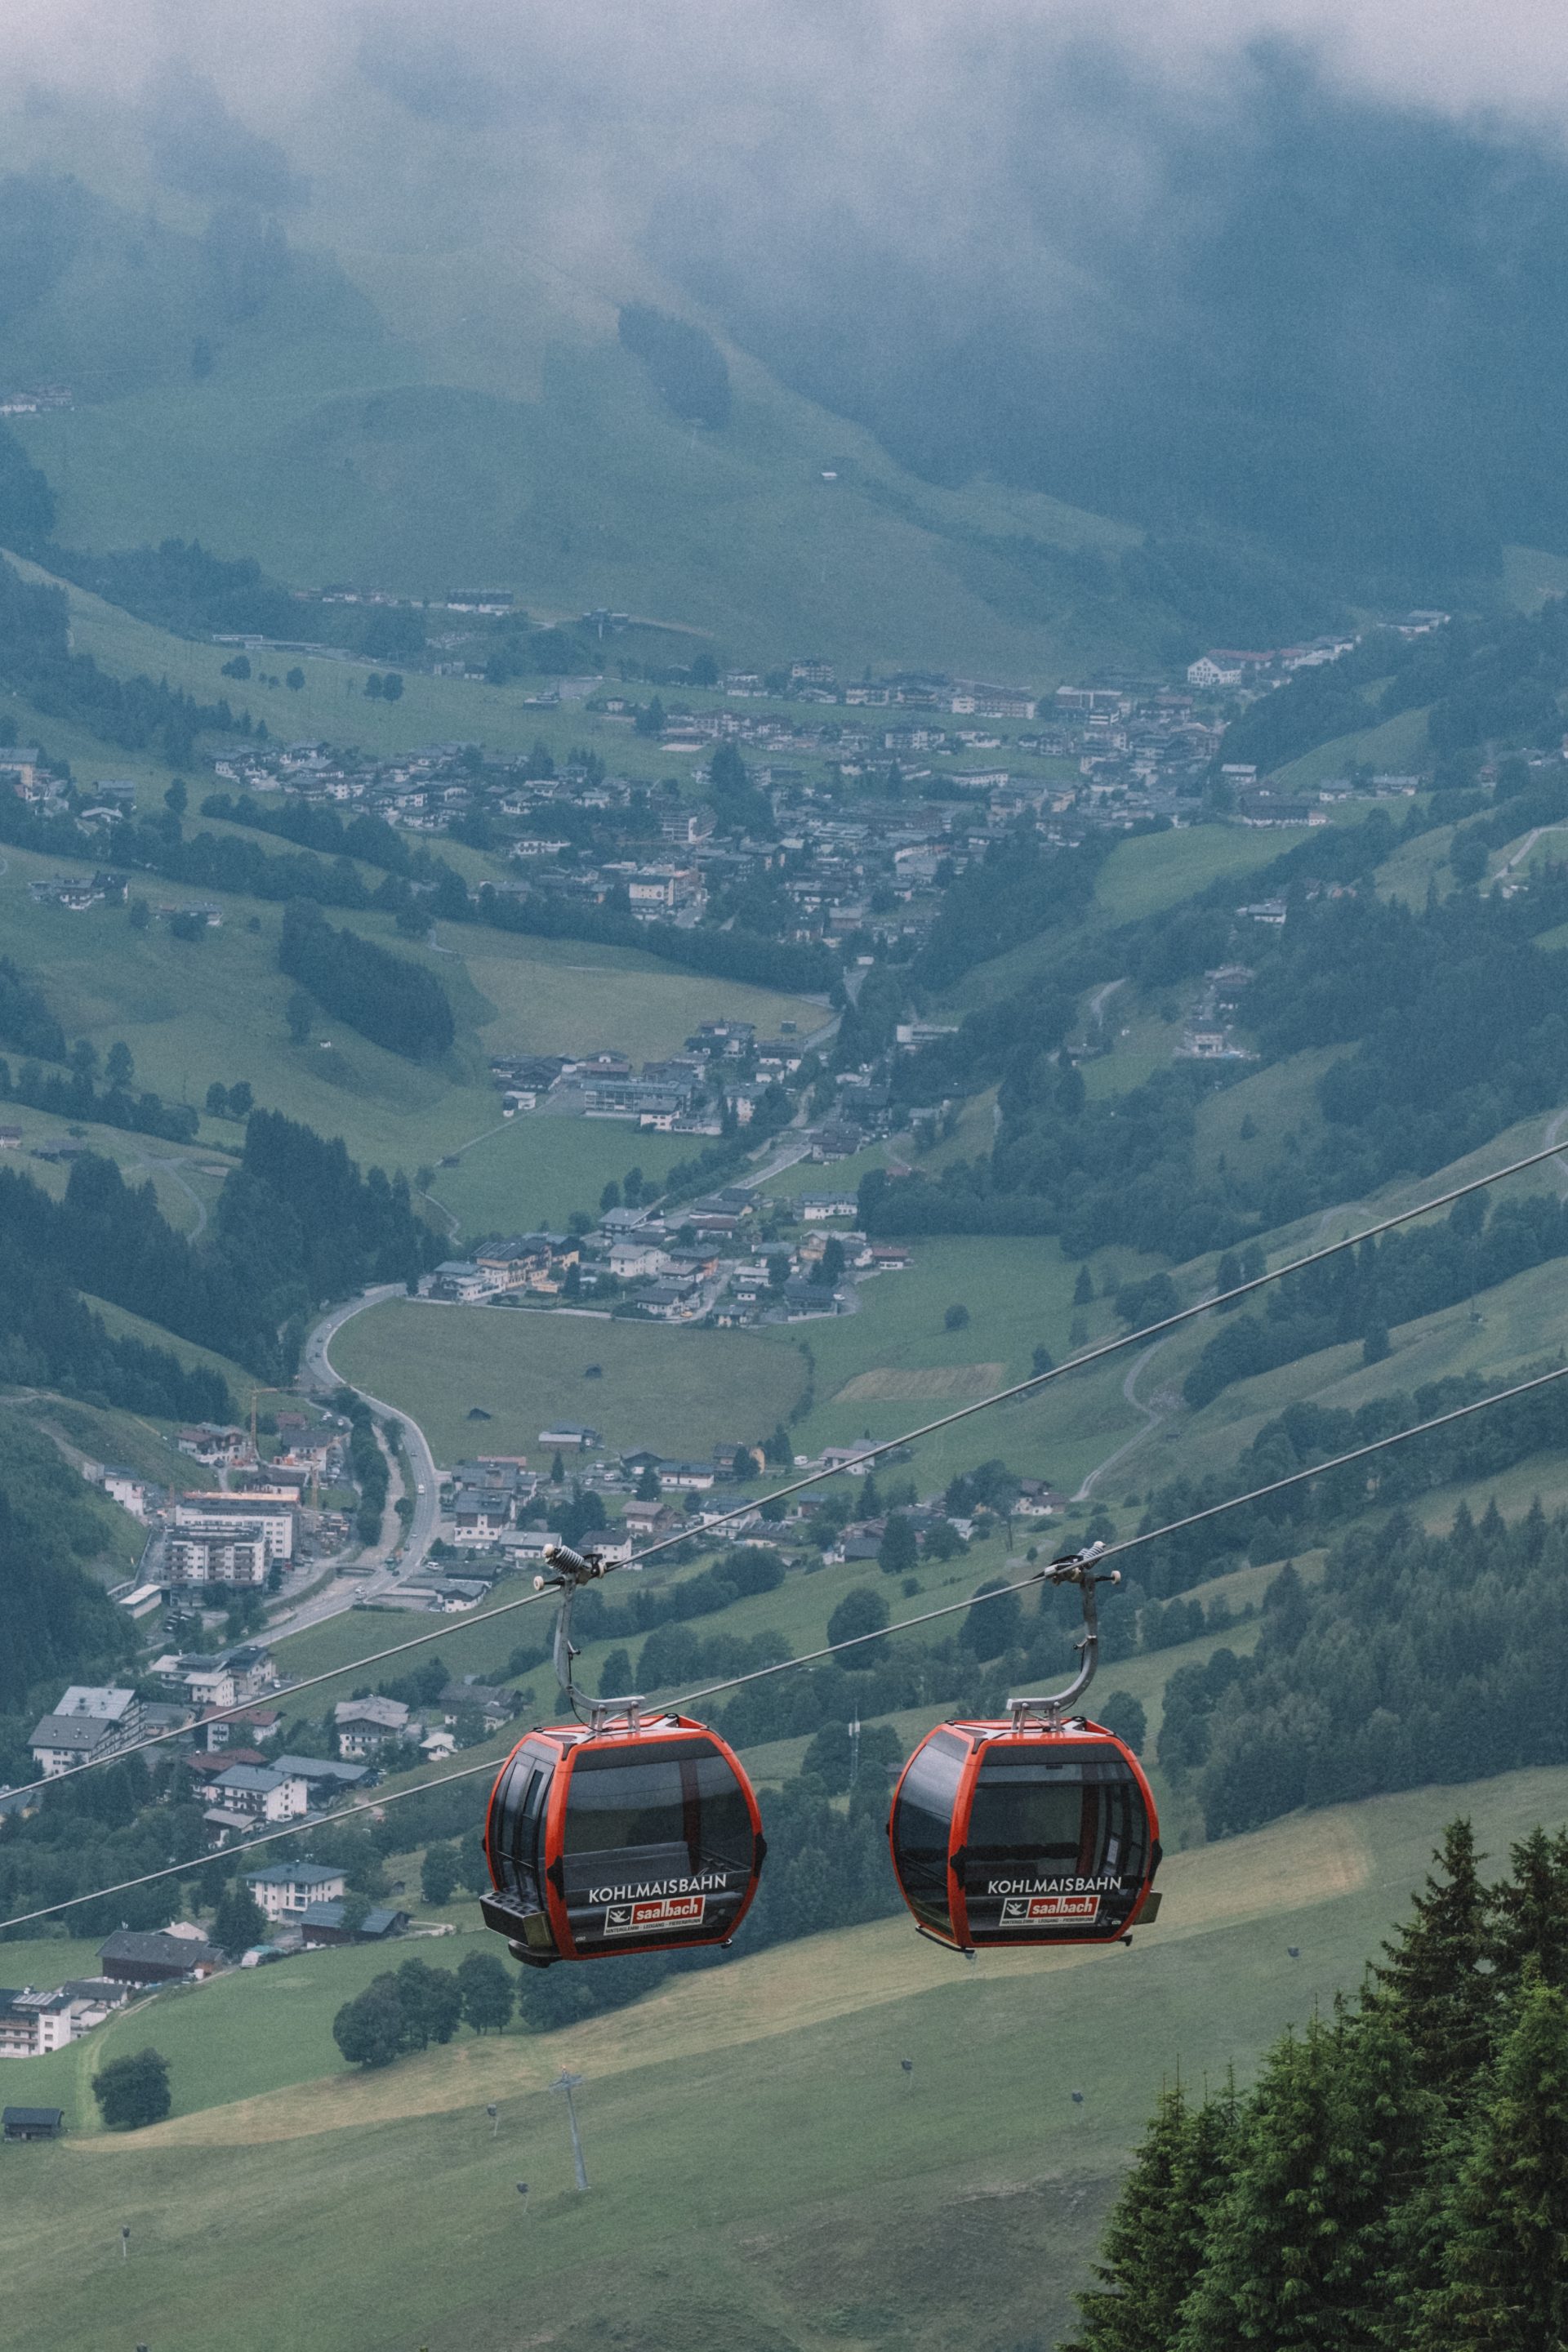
[3, 1767, 1566, 2352]
[0, 109, 1155, 682]
[0, 834, 822, 1238]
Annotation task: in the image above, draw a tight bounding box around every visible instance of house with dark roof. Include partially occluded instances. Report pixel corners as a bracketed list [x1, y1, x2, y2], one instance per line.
[99, 1929, 218, 1984]
[298, 1902, 408, 1946]
[3, 2107, 65, 2140]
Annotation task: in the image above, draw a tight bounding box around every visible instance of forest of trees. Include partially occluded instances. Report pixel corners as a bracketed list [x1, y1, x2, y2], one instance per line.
[1183, 1189, 1568, 1410]
[278, 900, 456, 1060]
[0, 1417, 134, 1720]
[1157, 1499, 1568, 1840]
[0, 555, 257, 768]
[1068, 1822, 1568, 2346]
[0, 1111, 439, 1392]
[867, 813, 1568, 1255]
[1219, 591, 1568, 780]
[1134, 1362, 1568, 1602]
[912, 831, 1111, 991]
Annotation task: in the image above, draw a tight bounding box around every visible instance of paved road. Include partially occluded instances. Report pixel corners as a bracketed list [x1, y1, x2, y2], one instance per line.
[140, 1153, 212, 1238]
[264, 1287, 443, 1637]
[1073, 1335, 1178, 1502]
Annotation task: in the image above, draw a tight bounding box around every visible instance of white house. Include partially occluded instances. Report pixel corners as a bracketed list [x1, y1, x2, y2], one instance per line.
[608, 1240, 667, 1281]
[28, 1687, 141, 1778]
[1185, 655, 1244, 690]
[800, 1192, 858, 1221]
[207, 1765, 307, 1822]
[100, 1468, 154, 1518]
[333, 1696, 416, 1757]
[243, 1863, 347, 1923]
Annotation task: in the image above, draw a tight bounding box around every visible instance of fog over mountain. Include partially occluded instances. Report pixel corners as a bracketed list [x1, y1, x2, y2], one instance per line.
[5, 1, 1568, 602]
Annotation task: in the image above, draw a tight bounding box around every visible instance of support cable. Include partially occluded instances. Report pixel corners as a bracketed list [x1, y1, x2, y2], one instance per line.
[19, 1127, 1568, 1802]
[10, 1356, 1564, 1934]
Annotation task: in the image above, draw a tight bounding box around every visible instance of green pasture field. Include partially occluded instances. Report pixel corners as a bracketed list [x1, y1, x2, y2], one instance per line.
[331, 1236, 1156, 1501]
[1374, 817, 1459, 908]
[5, 1766, 1568, 2352]
[0, 1092, 224, 1235]
[758, 1089, 999, 1204]
[1503, 542, 1568, 610]
[0, 1391, 195, 1499]
[1267, 703, 1431, 793]
[423, 1118, 693, 1241]
[1089, 822, 1290, 924]
[9, 287, 1139, 684]
[0, 836, 827, 1236]
[1079, 998, 1188, 1100]
[332, 1298, 805, 1469]
[82, 1295, 261, 1409]
[771, 1235, 1156, 1497]
[1189, 1045, 1338, 1187]
[269, 1573, 548, 1691]
[1111, 1211, 1568, 1529]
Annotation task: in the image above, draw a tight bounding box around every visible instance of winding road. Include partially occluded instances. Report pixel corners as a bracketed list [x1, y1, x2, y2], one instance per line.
[1073, 1334, 1178, 1502]
[264, 1287, 443, 1639]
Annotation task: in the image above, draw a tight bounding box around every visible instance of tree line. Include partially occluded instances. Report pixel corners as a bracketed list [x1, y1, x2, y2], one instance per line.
[1183, 1187, 1568, 1410]
[0, 1416, 134, 1728]
[1219, 592, 1568, 782]
[1067, 1819, 1568, 2346]
[1159, 1496, 1568, 1841]
[1136, 1361, 1568, 1604]
[0, 1112, 439, 1392]
[278, 900, 456, 1061]
[0, 556, 259, 768]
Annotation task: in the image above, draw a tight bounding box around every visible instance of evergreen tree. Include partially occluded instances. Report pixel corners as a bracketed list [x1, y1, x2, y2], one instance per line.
[1414, 1973, 1568, 2347]
[1175, 2016, 1412, 2351]
[1370, 1819, 1498, 2098]
[1063, 2082, 1232, 2350]
[1493, 1827, 1568, 1990]
[212, 1879, 266, 1956]
[878, 1512, 919, 1579]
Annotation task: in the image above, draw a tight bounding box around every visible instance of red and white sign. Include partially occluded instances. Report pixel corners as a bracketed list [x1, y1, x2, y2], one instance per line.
[1000, 1892, 1100, 1924]
[604, 1895, 706, 1935]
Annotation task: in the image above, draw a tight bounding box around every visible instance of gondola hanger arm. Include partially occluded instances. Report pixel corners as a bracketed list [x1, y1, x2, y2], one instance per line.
[535, 1541, 641, 1711]
[1013, 1542, 1120, 1725]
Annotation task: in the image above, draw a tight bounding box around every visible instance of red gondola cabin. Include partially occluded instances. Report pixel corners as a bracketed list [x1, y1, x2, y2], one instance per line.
[889, 1704, 1160, 1952]
[482, 1708, 766, 1967]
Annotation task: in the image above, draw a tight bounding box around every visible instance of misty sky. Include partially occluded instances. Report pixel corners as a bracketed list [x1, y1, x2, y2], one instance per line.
[7, 1, 1568, 155]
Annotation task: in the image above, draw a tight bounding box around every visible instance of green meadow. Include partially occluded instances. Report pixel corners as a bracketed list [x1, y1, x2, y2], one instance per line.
[3, 1767, 1566, 2352]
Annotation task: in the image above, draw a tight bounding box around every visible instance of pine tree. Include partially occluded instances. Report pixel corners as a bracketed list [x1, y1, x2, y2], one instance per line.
[1062, 2081, 1232, 2350]
[1413, 1973, 1568, 2348]
[1493, 1826, 1568, 1990]
[1370, 1819, 1497, 2099]
[1174, 2016, 1413, 2351]
[212, 1879, 266, 1957]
